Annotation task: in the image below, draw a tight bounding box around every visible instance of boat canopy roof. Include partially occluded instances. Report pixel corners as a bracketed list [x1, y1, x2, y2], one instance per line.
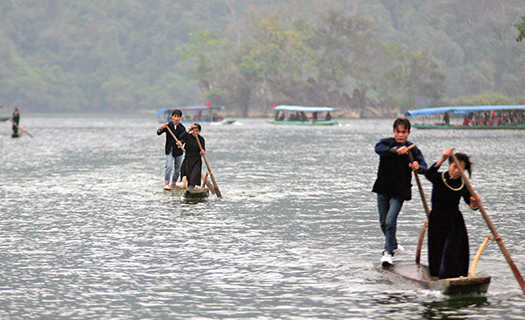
[405, 105, 525, 117]
[157, 106, 224, 115]
[274, 105, 339, 112]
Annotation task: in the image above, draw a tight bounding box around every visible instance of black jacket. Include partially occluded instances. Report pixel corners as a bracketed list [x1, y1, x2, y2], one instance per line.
[372, 138, 427, 201]
[157, 122, 186, 157]
[180, 131, 205, 158]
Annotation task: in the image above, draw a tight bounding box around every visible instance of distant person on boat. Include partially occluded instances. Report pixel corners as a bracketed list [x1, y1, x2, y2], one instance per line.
[299, 112, 308, 122]
[372, 118, 427, 267]
[443, 112, 450, 125]
[11, 107, 20, 137]
[157, 109, 186, 190]
[325, 112, 332, 121]
[463, 115, 470, 126]
[424, 149, 481, 279]
[180, 123, 205, 190]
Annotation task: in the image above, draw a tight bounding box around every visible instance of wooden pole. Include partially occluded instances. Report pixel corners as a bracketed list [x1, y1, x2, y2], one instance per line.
[450, 153, 525, 293]
[164, 123, 185, 153]
[407, 146, 431, 219]
[415, 220, 428, 264]
[201, 172, 216, 194]
[407, 144, 431, 264]
[192, 130, 222, 198]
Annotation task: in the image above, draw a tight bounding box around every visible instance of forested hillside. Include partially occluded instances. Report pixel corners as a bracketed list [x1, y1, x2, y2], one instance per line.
[0, 0, 524, 116]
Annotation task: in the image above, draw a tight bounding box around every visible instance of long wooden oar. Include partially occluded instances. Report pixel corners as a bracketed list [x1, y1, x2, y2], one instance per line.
[192, 130, 222, 198]
[164, 123, 185, 153]
[450, 153, 525, 293]
[10, 120, 33, 138]
[406, 144, 431, 264]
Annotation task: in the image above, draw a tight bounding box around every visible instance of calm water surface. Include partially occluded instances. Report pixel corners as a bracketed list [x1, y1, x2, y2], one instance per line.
[1, 114, 525, 319]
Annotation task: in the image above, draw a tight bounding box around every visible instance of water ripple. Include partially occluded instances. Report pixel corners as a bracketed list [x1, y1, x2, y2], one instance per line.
[1, 115, 525, 318]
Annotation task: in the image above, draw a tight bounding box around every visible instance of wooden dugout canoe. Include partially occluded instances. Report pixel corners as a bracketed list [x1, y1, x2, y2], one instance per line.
[182, 187, 209, 199]
[164, 186, 210, 198]
[381, 261, 491, 295]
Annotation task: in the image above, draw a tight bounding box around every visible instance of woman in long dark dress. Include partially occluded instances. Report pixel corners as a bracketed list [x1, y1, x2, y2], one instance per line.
[424, 149, 481, 279]
[180, 123, 205, 189]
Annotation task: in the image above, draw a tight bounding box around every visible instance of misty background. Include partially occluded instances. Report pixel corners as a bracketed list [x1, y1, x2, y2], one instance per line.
[0, 0, 524, 117]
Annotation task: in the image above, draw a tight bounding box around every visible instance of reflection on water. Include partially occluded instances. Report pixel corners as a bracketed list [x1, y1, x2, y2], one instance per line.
[1, 114, 525, 319]
[422, 296, 489, 319]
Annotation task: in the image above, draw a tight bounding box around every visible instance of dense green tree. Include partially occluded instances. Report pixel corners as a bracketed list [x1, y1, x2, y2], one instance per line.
[371, 0, 525, 98]
[376, 45, 445, 111]
[312, 12, 376, 95]
[183, 16, 317, 116]
[183, 10, 445, 115]
[516, 15, 525, 42]
[237, 16, 316, 115]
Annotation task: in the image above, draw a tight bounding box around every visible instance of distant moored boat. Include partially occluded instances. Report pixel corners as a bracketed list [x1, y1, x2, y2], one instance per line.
[267, 105, 340, 125]
[157, 105, 236, 125]
[405, 105, 525, 129]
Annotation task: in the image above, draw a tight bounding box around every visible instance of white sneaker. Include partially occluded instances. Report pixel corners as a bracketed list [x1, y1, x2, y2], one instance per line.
[394, 244, 404, 256]
[380, 253, 393, 267]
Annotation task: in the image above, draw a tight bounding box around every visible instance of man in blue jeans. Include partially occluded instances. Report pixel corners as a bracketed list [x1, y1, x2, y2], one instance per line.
[157, 109, 186, 189]
[372, 118, 427, 266]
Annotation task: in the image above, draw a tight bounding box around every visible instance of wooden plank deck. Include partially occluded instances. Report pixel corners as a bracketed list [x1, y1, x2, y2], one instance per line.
[164, 186, 210, 199]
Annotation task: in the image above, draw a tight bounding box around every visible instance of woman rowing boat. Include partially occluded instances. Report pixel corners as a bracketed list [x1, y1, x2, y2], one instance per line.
[424, 149, 481, 279]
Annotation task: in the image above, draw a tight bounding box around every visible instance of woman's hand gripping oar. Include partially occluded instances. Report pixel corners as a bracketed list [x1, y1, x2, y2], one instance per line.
[450, 152, 525, 293]
[406, 144, 431, 264]
[164, 123, 185, 153]
[191, 128, 222, 198]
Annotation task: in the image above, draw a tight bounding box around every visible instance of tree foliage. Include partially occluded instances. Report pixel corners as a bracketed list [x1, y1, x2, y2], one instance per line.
[184, 11, 446, 116]
[0, 0, 523, 115]
[449, 91, 525, 106]
[516, 16, 525, 42]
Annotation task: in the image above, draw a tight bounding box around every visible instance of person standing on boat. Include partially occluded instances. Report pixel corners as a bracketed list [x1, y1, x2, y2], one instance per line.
[372, 118, 427, 267]
[157, 109, 186, 190]
[180, 124, 205, 190]
[11, 107, 20, 137]
[424, 149, 481, 279]
[443, 112, 450, 125]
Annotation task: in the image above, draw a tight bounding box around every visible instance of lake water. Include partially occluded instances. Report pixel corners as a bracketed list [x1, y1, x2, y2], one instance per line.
[1, 114, 525, 319]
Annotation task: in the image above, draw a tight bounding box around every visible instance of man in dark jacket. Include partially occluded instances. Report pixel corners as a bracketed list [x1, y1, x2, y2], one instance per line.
[157, 109, 186, 189]
[372, 118, 427, 266]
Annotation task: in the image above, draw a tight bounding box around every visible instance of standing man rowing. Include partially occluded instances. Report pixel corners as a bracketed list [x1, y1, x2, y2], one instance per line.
[157, 109, 186, 189]
[372, 118, 427, 266]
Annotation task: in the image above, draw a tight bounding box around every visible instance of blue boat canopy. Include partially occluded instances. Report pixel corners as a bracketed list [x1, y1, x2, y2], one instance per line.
[405, 105, 525, 117]
[157, 106, 224, 115]
[274, 105, 339, 112]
